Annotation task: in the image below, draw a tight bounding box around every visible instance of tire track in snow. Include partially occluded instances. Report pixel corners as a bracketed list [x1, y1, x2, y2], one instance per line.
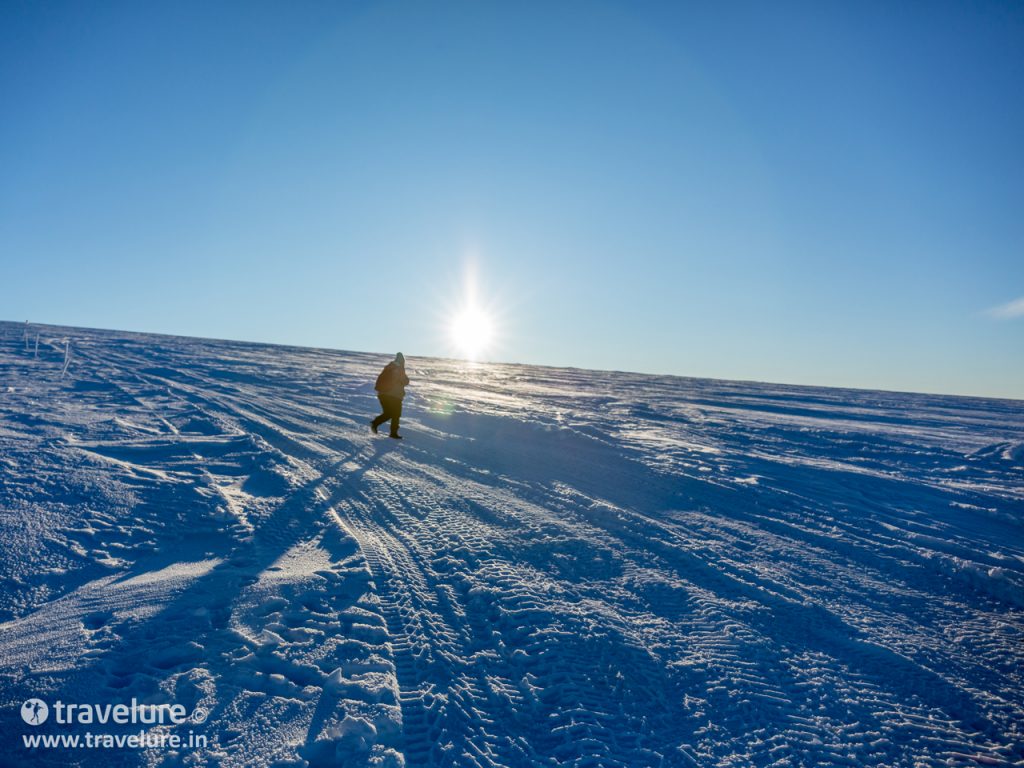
[331, 454, 699, 767]
[332, 489, 526, 768]
[544, 477, 1021, 764]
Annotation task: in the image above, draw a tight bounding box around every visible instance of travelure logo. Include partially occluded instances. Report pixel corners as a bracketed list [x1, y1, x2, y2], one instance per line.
[18, 698, 202, 726]
[21, 699, 49, 726]
[17, 697, 209, 752]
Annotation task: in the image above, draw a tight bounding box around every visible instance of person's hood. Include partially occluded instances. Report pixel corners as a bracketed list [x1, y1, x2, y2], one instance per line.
[395, 352, 405, 367]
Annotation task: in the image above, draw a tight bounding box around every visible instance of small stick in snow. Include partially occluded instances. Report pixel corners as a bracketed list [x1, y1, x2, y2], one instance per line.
[61, 340, 71, 379]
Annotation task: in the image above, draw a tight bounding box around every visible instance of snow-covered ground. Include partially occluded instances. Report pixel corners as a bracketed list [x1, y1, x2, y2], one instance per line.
[1, 321, 1022, 768]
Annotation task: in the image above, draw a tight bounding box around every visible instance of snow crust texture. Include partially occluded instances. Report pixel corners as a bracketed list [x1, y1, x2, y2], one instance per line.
[1, 322, 1022, 767]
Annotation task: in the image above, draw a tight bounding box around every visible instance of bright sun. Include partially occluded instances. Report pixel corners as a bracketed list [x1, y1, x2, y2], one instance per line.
[449, 305, 494, 361]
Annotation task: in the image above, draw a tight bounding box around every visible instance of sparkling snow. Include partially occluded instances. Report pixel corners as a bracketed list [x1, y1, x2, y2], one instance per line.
[1, 321, 1022, 767]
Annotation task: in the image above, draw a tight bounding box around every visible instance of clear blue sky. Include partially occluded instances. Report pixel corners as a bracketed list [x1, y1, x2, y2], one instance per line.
[2, 1, 1022, 399]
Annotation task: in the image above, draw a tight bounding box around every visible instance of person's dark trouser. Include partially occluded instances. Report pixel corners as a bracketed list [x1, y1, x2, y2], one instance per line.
[372, 394, 403, 435]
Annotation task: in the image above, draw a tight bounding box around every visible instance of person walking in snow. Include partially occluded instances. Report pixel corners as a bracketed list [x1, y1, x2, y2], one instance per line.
[371, 352, 409, 439]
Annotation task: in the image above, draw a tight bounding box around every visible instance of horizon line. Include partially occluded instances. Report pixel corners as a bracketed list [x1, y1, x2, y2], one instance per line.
[3, 317, 1021, 405]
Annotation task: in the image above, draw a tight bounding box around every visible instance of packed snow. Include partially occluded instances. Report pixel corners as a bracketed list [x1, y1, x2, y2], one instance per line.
[1, 321, 1022, 767]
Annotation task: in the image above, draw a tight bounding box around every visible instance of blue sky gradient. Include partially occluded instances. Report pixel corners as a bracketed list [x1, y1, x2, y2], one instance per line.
[2, 1, 1022, 398]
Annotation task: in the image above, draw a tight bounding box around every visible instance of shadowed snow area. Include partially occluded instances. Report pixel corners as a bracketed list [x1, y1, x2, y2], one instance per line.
[1, 321, 1022, 767]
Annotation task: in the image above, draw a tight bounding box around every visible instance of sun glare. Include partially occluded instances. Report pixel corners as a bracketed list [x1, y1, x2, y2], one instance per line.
[449, 305, 494, 361]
